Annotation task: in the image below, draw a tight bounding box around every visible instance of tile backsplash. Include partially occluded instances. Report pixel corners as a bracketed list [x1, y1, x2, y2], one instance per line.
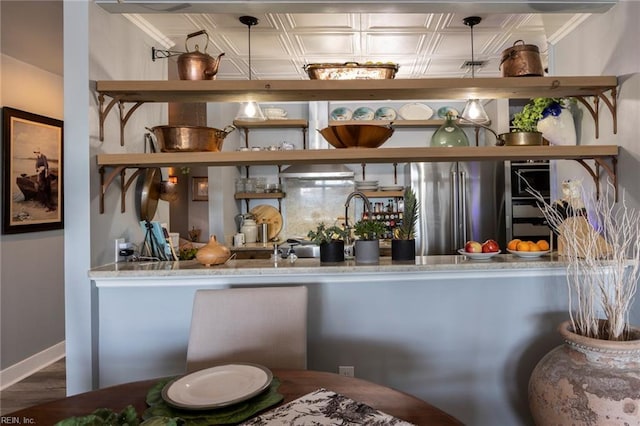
[282, 178, 355, 239]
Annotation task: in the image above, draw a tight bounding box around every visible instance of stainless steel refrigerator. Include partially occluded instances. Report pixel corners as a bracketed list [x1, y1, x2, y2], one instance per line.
[406, 161, 505, 256]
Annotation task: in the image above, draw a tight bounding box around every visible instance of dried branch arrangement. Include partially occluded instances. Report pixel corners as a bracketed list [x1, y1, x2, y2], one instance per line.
[527, 178, 640, 341]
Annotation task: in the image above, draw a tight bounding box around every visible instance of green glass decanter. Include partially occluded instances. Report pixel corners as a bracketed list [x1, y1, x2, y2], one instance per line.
[430, 113, 469, 147]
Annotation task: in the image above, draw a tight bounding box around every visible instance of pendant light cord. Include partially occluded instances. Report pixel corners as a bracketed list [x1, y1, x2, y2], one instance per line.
[248, 24, 252, 81]
[463, 16, 481, 79]
[239, 16, 259, 82]
[470, 24, 475, 78]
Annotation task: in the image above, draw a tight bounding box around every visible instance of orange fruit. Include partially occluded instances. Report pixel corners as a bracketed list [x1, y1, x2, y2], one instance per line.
[528, 241, 539, 251]
[536, 240, 550, 251]
[516, 241, 530, 251]
[507, 239, 521, 251]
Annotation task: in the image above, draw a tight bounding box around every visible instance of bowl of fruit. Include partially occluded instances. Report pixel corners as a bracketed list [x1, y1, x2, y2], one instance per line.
[458, 239, 501, 260]
[506, 239, 551, 258]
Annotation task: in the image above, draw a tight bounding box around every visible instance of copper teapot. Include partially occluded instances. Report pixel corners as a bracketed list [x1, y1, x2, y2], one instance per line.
[177, 30, 224, 80]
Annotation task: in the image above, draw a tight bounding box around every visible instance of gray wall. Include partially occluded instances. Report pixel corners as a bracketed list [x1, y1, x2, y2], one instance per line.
[551, 0, 640, 324]
[0, 3, 65, 375]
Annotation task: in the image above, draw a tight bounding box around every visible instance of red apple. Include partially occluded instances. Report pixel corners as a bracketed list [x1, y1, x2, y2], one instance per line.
[464, 240, 483, 253]
[482, 239, 500, 253]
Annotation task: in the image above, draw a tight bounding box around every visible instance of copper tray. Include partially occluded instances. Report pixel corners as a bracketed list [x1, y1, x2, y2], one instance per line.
[304, 62, 398, 80]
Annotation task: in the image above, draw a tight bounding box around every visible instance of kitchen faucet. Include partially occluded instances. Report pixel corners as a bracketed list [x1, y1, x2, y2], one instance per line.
[344, 191, 373, 243]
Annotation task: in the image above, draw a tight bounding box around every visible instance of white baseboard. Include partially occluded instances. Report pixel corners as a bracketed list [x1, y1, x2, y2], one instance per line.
[0, 341, 65, 391]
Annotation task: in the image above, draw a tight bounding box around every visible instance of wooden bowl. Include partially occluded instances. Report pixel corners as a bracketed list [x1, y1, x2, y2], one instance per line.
[319, 124, 394, 149]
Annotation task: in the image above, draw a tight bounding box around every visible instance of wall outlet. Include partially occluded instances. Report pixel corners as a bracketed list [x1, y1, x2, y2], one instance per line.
[114, 238, 125, 263]
[338, 366, 354, 377]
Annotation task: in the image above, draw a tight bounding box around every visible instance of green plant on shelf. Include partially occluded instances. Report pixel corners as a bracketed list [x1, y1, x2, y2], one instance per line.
[511, 97, 572, 132]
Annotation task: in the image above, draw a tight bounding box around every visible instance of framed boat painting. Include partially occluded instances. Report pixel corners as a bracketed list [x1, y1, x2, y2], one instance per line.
[2, 107, 64, 234]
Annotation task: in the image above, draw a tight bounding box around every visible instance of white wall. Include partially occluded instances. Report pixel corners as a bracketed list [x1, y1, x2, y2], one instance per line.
[63, 0, 168, 394]
[0, 54, 65, 383]
[552, 0, 640, 325]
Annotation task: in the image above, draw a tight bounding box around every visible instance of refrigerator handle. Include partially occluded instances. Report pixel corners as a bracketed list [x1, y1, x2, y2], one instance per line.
[451, 168, 459, 250]
[459, 170, 467, 245]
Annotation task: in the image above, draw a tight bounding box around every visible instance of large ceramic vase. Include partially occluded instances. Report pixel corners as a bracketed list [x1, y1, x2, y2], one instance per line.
[319, 241, 345, 263]
[536, 105, 576, 145]
[354, 239, 380, 264]
[391, 239, 415, 261]
[529, 320, 640, 425]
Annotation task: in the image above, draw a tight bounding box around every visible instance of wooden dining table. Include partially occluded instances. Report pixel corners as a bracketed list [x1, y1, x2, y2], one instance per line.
[5, 369, 463, 425]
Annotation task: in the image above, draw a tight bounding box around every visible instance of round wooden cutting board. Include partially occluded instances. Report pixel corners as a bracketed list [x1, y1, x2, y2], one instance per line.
[250, 204, 283, 241]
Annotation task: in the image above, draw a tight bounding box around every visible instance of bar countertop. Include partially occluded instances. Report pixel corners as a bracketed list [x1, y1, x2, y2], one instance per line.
[89, 253, 570, 283]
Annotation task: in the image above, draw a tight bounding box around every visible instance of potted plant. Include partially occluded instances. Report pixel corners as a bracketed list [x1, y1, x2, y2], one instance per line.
[307, 222, 349, 263]
[392, 187, 419, 261]
[502, 97, 575, 146]
[527, 179, 640, 425]
[353, 219, 387, 264]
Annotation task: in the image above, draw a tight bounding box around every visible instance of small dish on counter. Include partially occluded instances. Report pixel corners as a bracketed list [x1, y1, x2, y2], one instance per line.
[507, 249, 551, 258]
[457, 249, 501, 260]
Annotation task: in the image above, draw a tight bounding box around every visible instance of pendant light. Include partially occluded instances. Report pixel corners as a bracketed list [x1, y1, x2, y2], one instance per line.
[236, 15, 265, 122]
[460, 16, 490, 125]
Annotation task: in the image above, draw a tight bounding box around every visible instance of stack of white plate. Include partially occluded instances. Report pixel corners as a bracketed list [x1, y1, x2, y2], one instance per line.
[355, 180, 379, 191]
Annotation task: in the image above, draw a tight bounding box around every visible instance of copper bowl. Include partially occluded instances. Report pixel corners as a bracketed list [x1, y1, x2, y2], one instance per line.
[149, 125, 235, 152]
[318, 124, 394, 149]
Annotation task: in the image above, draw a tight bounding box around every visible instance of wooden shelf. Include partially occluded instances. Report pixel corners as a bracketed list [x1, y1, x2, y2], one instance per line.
[362, 190, 404, 198]
[96, 76, 617, 103]
[98, 145, 618, 214]
[234, 192, 285, 200]
[233, 119, 308, 129]
[329, 119, 442, 127]
[98, 145, 618, 168]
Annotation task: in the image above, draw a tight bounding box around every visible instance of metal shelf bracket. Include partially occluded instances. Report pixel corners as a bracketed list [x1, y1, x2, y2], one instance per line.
[575, 87, 617, 139]
[573, 155, 618, 201]
[99, 166, 146, 214]
[98, 94, 145, 145]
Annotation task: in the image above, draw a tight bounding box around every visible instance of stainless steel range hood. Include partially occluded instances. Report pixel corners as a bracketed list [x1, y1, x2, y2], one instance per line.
[279, 163, 354, 179]
[280, 101, 354, 179]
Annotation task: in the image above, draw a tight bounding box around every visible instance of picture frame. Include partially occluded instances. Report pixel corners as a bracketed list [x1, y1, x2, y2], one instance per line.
[192, 176, 208, 201]
[2, 107, 64, 234]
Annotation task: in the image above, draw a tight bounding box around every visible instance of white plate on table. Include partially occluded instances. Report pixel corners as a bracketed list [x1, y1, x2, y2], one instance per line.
[398, 103, 433, 120]
[507, 249, 551, 258]
[162, 363, 273, 410]
[457, 249, 501, 260]
[380, 185, 404, 191]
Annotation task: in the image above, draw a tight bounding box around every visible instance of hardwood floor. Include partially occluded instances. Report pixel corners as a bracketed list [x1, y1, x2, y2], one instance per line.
[0, 358, 66, 415]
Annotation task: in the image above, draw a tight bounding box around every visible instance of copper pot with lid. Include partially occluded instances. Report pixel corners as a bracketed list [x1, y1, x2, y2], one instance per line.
[500, 40, 544, 77]
[177, 30, 225, 80]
